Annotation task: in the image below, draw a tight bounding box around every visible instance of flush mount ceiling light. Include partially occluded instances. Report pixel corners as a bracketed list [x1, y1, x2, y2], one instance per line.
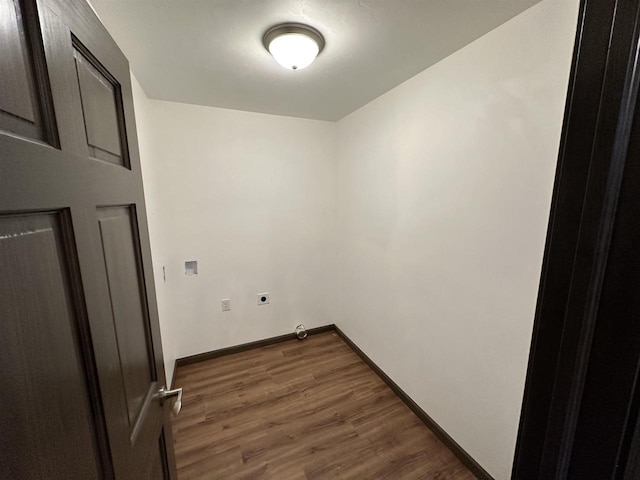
[263, 23, 325, 71]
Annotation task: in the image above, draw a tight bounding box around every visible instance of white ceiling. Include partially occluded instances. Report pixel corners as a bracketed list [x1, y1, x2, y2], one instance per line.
[90, 0, 541, 121]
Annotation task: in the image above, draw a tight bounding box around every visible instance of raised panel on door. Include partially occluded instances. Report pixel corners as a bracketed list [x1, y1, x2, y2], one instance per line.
[97, 206, 157, 432]
[96, 205, 169, 480]
[0, 212, 100, 479]
[72, 41, 129, 167]
[0, 0, 55, 143]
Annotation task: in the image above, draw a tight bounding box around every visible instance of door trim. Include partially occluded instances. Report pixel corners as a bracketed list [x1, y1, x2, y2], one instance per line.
[513, 0, 640, 477]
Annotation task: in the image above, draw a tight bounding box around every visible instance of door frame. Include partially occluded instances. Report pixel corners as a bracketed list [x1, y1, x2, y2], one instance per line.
[513, 0, 640, 477]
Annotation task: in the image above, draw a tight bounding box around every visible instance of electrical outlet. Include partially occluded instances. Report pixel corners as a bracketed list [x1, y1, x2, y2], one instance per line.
[257, 293, 270, 305]
[221, 298, 231, 312]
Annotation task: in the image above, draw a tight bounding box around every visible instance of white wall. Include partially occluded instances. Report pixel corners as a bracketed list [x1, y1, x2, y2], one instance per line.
[334, 0, 578, 478]
[131, 76, 177, 383]
[131, 0, 577, 475]
[131, 78, 338, 385]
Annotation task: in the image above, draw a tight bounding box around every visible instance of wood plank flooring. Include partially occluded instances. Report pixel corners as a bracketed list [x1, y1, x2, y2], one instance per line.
[172, 331, 476, 479]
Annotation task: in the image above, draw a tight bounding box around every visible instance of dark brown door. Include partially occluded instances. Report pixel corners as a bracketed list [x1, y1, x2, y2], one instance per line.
[0, 0, 177, 478]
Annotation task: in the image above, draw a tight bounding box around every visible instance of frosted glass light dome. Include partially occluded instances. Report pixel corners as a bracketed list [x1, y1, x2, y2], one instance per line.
[263, 24, 325, 71]
[268, 33, 319, 70]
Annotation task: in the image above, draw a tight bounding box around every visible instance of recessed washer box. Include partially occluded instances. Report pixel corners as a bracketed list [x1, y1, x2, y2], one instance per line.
[185, 261, 198, 276]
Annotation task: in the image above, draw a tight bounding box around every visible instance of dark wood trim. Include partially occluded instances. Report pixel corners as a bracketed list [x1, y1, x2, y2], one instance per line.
[513, 0, 640, 477]
[333, 326, 494, 480]
[174, 324, 336, 369]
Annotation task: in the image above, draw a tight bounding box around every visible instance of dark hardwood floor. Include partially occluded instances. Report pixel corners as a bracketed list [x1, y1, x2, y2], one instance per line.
[172, 331, 476, 479]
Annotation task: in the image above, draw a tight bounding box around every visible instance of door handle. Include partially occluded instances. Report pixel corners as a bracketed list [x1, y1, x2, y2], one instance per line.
[157, 386, 182, 415]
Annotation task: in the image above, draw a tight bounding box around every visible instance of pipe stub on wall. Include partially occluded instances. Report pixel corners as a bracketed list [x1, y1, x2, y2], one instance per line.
[295, 324, 308, 340]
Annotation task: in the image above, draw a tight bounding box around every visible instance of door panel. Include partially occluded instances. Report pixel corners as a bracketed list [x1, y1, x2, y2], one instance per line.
[0, 0, 53, 142]
[97, 206, 156, 431]
[0, 212, 100, 480]
[0, 0, 36, 122]
[73, 44, 127, 166]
